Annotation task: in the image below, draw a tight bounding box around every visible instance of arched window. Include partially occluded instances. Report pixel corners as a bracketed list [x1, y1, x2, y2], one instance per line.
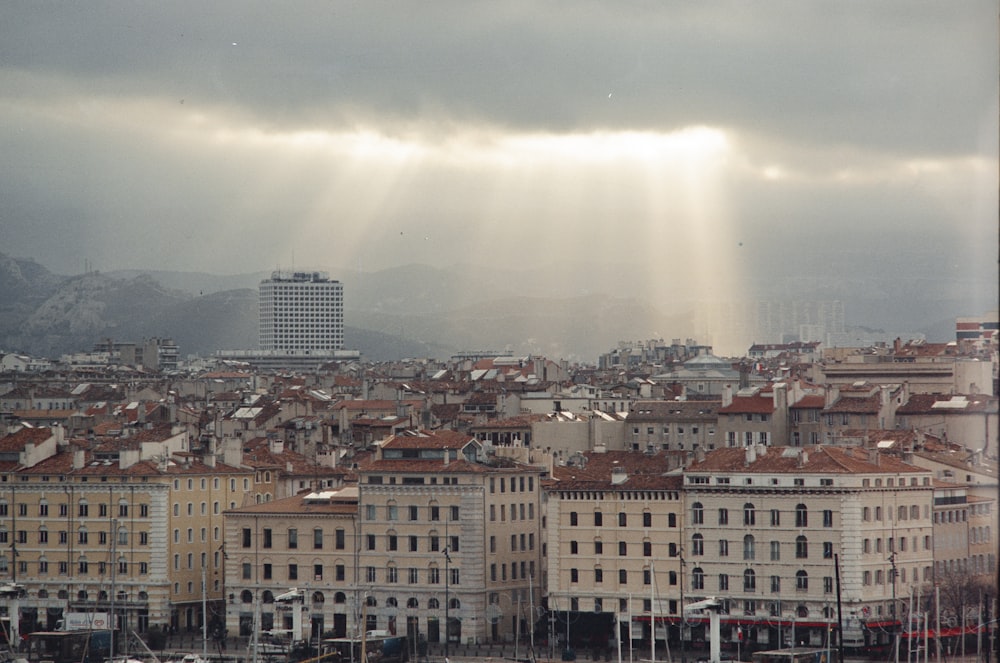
[241, 590, 253, 603]
[312, 592, 325, 604]
[386, 597, 398, 608]
[743, 569, 756, 591]
[692, 502, 704, 525]
[407, 598, 419, 609]
[796, 570, 808, 590]
[692, 567, 705, 590]
[743, 535, 755, 560]
[744, 503, 756, 526]
[366, 596, 377, 607]
[335, 592, 347, 604]
[795, 536, 808, 559]
[795, 504, 808, 527]
[428, 598, 440, 610]
[449, 598, 461, 610]
[262, 590, 274, 603]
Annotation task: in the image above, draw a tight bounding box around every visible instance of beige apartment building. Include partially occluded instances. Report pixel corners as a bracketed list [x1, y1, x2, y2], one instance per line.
[223, 488, 359, 640]
[545, 450, 684, 655]
[683, 446, 935, 653]
[0, 425, 253, 638]
[356, 430, 547, 647]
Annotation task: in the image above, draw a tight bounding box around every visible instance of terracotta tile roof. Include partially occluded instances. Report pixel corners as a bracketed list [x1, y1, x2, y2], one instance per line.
[550, 450, 684, 490]
[333, 399, 423, 412]
[824, 393, 881, 414]
[0, 427, 54, 452]
[687, 445, 926, 474]
[242, 439, 346, 478]
[897, 393, 998, 415]
[791, 395, 826, 409]
[382, 429, 474, 450]
[718, 395, 775, 415]
[628, 401, 722, 420]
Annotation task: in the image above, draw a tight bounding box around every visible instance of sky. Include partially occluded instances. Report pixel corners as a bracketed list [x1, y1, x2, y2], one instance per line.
[1, 2, 997, 326]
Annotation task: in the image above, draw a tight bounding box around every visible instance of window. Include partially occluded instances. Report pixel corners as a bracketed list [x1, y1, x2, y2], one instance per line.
[796, 570, 808, 590]
[770, 509, 780, 527]
[718, 508, 729, 525]
[288, 564, 298, 581]
[618, 541, 627, 556]
[692, 567, 704, 590]
[692, 534, 704, 556]
[314, 528, 323, 549]
[743, 569, 756, 591]
[795, 504, 808, 527]
[795, 536, 808, 559]
[570, 569, 579, 583]
[823, 542, 833, 559]
[644, 541, 652, 556]
[618, 512, 627, 527]
[409, 505, 418, 521]
[643, 512, 652, 527]
[570, 512, 578, 526]
[336, 528, 345, 550]
[823, 510, 833, 527]
[594, 568, 603, 583]
[743, 503, 755, 526]
[743, 535, 755, 560]
[770, 575, 780, 593]
[594, 511, 603, 526]
[288, 529, 298, 549]
[263, 529, 272, 548]
[719, 539, 729, 557]
[241, 528, 252, 548]
[692, 502, 704, 525]
[719, 574, 729, 591]
[823, 576, 834, 593]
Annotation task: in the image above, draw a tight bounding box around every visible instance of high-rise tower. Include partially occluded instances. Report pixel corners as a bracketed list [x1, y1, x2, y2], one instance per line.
[258, 270, 344, 351]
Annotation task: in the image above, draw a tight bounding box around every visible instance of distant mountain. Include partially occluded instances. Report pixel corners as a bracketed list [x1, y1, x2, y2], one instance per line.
[1, 250, 989, 362]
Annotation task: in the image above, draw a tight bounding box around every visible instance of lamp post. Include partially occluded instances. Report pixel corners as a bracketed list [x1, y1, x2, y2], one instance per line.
[443, 547, 451, 659]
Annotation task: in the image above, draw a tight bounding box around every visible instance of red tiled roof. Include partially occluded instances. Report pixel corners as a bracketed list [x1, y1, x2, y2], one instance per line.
[382, 429, 474, 450]
[0, 427, 55, 452]
[791, 395, 825, 409]
[718, 395, 775, 414]
[824, 394, 880, 414]
[687, 445, 926, 474]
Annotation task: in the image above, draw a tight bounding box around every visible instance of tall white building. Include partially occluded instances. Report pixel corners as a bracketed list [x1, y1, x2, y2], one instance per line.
[259, 271, 344, 351]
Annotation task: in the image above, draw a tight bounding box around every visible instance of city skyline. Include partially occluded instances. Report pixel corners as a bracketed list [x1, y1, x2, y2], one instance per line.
[0, 2, 996, 336]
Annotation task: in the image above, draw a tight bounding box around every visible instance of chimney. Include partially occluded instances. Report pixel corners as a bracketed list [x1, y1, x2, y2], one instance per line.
[695, 447, 706, 463]
[611, 466, 627, 485]
[73, 450, 86, 470]
[722, 384, 734, 409]
[745, 445, 757, 466]
[798, 449, 809, 467]
[205, 453, 216, 468]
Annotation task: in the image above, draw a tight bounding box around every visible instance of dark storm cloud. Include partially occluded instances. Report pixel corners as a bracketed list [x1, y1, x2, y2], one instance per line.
[1, 2, 994, 156]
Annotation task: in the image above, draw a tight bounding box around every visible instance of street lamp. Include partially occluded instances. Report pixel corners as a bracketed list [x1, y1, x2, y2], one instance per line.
[443, 547, 451, 659]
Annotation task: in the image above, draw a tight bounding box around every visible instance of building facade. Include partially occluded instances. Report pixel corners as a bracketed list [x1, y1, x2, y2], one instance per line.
[259, 271, 344, 352]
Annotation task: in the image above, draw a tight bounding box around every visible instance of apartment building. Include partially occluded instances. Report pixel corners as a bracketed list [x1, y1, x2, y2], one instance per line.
[683, 446, 934, 652]
[0, 431, 252, 637]
[626, 401, 721, 452]
[355, 430, 547, 646]
[223, 488, 359, 640]
[545, 450, 684, 653]
[259, 271, 344, 352]
[716, 385, 788, 448]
